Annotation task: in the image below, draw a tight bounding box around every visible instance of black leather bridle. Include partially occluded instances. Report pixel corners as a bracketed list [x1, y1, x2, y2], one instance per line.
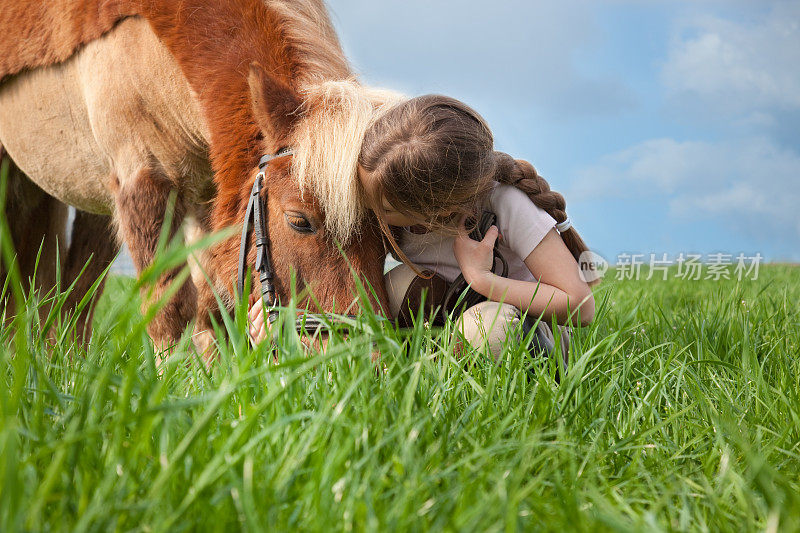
[236, 148, 354, 336]
[236, 148, 290, 315]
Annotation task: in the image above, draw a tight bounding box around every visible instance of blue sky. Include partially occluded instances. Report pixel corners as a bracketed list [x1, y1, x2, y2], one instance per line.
[327, 0, 800, 263]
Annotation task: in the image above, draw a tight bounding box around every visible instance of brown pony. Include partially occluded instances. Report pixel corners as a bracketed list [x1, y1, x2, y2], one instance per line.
[0, 1, 405, 354]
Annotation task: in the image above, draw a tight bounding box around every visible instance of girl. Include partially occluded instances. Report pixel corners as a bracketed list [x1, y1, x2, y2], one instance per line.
[250, 95, 595, 360]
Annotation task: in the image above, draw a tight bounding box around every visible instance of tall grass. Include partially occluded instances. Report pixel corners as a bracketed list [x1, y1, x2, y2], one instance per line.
[1, 166, 799, 530]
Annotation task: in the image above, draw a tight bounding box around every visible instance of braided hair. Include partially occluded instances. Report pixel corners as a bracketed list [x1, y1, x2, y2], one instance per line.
[491, 152, 589, 262]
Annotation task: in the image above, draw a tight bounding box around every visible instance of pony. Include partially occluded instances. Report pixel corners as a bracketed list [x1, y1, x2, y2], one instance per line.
[0, 1, 406, 354]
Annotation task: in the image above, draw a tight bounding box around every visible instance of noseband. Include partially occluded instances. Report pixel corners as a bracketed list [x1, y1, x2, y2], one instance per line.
[236, 148, 354, 336]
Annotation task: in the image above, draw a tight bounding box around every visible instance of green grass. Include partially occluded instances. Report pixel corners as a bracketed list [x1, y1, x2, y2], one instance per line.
[2, 248, 799, 531]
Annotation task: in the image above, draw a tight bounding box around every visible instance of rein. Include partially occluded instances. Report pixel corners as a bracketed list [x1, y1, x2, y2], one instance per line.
[236, 148, 356, 337]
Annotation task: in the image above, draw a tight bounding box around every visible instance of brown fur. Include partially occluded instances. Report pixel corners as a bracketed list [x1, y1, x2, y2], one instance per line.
[0, 2, 392, 352]
[0, 157, 67, 307]
[1, 0, 351, 216]
[130, 1, 392, 319]
[0, 0, 134, 83]
[135, 0, 352, 225]
[112, 166, 197, 347]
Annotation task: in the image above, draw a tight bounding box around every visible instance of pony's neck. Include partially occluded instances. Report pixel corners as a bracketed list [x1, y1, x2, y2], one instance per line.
[135, 0, 351, 225]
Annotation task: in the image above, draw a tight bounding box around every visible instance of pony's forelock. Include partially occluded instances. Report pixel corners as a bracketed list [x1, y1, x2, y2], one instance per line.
[290, 79, 406, 243]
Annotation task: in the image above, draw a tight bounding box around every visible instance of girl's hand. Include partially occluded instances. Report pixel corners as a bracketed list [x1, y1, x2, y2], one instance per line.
[248, 296, 270, 344]
[453, 220, 500, 286]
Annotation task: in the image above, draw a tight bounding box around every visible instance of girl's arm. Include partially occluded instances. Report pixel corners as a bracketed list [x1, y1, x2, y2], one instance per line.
[454, 226, 595, 326]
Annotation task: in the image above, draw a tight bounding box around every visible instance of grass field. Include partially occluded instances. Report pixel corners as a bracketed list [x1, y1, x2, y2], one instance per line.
[1, 252, 799, 531]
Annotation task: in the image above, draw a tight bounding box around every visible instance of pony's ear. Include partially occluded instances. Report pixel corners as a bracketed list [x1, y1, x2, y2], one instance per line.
[248, 62, 302, 143]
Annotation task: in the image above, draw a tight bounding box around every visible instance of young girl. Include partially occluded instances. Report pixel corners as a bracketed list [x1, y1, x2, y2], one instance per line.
[250, 95, 595, 360]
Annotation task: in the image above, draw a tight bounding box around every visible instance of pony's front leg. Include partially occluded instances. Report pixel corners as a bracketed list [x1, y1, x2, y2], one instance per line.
[112, 167, 197, 353]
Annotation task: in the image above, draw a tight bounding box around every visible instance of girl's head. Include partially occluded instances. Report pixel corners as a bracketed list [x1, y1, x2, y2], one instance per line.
[359, 95, 495, 231]
[358, 94, 589, 263]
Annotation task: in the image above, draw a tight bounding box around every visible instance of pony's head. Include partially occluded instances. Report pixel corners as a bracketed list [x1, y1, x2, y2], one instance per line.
[230, 64, 403, 316]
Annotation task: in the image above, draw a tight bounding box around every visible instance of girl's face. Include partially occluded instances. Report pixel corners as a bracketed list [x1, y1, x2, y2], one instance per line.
[378, 197, 421, 227]
[379, 198, 464, 232]
[357, 163, 419, 227]
[357, 163, 458, 229]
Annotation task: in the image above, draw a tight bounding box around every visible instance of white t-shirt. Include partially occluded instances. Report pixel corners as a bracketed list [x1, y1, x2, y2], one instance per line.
[397, 182, 556, 283]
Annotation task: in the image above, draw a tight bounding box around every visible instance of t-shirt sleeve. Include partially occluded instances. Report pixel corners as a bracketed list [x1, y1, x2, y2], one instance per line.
[490, 183, 557, 261]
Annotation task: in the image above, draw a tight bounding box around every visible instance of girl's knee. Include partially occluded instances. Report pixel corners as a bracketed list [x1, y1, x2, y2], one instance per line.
[457, 302, 521, 359]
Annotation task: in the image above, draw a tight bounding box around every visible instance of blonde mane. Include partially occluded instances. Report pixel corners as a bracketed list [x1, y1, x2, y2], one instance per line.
[263, 1, 408, 243]
[291, 80, 407, 243]
[267, 0, 351, 85]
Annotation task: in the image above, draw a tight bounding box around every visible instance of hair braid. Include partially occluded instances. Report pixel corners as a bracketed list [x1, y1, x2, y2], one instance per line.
[492, 151, 589, 263]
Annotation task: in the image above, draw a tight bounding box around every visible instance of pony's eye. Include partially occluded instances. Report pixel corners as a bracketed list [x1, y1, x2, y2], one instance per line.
[285, 213, 316, 234]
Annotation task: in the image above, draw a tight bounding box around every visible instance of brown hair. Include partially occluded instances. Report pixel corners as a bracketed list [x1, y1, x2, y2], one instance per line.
[359, 94, 589, 267]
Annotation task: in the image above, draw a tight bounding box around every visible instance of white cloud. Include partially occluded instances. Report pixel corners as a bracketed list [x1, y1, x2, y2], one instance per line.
[571, 137, 800, 242]
[329, 0, 635, 118]
[662, 4, 800, 115]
